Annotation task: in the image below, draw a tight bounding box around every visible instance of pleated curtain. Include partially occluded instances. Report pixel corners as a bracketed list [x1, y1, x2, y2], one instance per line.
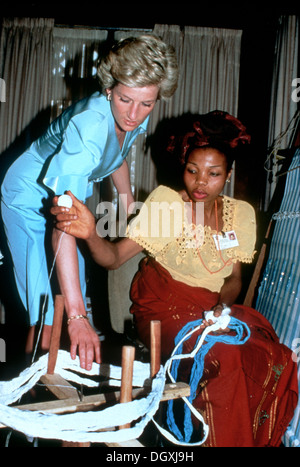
[0, 18, 54, 155]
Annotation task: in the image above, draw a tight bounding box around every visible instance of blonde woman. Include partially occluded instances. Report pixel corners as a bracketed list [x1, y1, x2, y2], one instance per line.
[1, 35, 178, 369]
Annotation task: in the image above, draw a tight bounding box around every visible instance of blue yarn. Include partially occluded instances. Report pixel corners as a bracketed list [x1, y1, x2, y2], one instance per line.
[166, 317, 251, 443]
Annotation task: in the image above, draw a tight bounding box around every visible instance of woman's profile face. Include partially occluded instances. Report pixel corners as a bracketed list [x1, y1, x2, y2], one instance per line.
[108, 83, 159, 133]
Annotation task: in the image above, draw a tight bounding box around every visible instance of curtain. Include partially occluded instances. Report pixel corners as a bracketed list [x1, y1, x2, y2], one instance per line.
[51, 27, 108, 119]
[172, 25, 242, 116]
[264, 16, 299, 210]
[0, 20, 109, 213]
[256, 149, 300, 447]
[0, 18, 54, 155]
[0, 17, 55, 324]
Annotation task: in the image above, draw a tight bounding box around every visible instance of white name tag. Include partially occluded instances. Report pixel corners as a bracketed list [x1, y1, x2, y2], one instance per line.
[213, 230, 239, 251]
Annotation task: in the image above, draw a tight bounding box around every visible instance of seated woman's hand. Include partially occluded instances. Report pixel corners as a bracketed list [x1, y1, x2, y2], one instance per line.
[201, 304, 230, 333]
[68, 317, 101, 370]
[51, 191, 96, 240]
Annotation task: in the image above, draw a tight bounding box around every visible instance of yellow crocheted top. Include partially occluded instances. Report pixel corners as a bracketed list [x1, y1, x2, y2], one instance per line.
[127, 186, 256, 291]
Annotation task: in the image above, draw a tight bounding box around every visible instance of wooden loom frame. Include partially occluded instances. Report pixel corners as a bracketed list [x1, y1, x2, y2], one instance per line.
[1, 295, 190, 447]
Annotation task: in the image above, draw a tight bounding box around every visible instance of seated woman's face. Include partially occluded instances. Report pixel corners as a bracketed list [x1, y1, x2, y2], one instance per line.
[108, 83, 159, 133]
[183, 147, 230, 205]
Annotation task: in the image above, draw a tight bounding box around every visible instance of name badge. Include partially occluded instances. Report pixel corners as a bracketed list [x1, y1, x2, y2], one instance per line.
[213, 230, 239, 251]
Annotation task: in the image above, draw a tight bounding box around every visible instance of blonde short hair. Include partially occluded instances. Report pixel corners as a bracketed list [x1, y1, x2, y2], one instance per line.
[97, 34, 179, 100]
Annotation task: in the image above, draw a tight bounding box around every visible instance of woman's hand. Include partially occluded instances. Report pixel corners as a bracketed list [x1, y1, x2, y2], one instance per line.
[201, 304, 230, 333]
[51, 191, 96, 240]
[68, 318, 101, 370]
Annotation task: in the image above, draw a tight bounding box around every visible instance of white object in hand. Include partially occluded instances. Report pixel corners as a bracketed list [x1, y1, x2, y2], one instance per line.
[57, 194, 73, 208]
[204, 307, 231, 330]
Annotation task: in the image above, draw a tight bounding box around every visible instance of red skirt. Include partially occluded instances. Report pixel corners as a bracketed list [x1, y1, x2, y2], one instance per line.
[130, 257, 298, 447]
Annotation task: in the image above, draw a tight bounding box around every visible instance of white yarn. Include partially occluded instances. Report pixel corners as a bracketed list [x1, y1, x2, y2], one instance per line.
[31, 231, 66, 363]
[0, 350, 162, 443]
[0, 314, 230, 445]
[57, 194, 73, 208]
[0, 346, 208, 445]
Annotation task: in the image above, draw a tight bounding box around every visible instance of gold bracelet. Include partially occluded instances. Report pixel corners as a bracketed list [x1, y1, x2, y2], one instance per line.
[67, 315, 89, 325]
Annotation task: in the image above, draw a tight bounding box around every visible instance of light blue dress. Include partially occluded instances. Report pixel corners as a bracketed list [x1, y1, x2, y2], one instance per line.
[1, 92, 149, 326]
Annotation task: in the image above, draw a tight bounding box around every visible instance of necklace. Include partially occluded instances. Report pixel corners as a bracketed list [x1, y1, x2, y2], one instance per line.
[191, 198, 232, 275]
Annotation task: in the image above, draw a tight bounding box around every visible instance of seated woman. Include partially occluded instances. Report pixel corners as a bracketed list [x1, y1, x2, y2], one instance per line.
[52, 111, 298, 447]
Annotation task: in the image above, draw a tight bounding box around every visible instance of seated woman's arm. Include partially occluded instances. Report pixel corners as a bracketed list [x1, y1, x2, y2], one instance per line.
[201, 261, 242, 330]
[213, 261, 242, 313]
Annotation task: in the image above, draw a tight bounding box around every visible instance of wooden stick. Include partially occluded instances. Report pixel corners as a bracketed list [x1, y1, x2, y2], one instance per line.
[243, 220, 272, 307]
[0, 382, 190, 424]
[47, 295, 65, 375]
[150, 320, 161, 378]
[119, 345, 135, 430]
[40, 374, 79, 400]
